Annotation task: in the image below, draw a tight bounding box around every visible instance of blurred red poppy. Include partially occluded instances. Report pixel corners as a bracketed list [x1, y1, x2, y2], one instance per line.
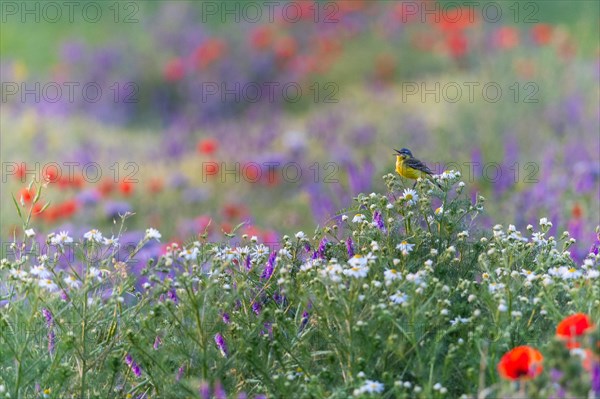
[531, 24, 553, 46]
[250, 26, 273, 50]
[274, 36, 298, 61]
[98, 179, 114, 197]
[497, 345, 543, 380]
[193, 38, 227, 69]
[19, 187, 35, 203]
[556, 313, 595, 349]
[197, 138, 218, 155]
[119, 181, 134, 196]
[495, 26, 519, 50]
[164, 58, 185, 82]
[446, 33, 468, 58]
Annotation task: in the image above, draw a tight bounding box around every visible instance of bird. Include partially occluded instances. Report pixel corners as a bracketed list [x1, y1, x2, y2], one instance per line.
[394, 148, 441, 189]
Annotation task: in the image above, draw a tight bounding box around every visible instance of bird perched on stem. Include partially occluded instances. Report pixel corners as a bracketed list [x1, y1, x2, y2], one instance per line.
[394, 148, 441, 189]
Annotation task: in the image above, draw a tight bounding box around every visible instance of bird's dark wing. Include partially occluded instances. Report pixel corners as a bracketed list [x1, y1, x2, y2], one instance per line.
[404, 158, 433, 175]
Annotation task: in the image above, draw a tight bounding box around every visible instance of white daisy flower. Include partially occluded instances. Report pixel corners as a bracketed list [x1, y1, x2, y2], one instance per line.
[64, 275, 82, 289]
[83, 229, 103, 243]
[348, 254, 368, 268]
[520, 269, 538, 281]
[295, 231, 306, 239]
[320, 263, 343, 282]
[384, 268, 402, 284]
[179, 247, 199, 260]
[38, 278, 58, 291]
[396, 241, 415, 255]
[102, 235, 120, 248]
[10, 269, 29, 280]
[390, 291, 408, 305]
[145, 228, 162, 241]
[251, 244, 270, 258]
[343, 265, 369, 279]
[25, 228, 35, 238]
[356, 380, 384, 395]
[30, 265, 51, 279]
[401, 188, 419, 206]
[352, 214, 365, 223]
[88, 267, 103, 281]
[50, 231, 73, 247]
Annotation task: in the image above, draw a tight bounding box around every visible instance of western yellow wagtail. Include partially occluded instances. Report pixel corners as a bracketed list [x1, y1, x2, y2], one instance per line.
[394, 148, 441, 188]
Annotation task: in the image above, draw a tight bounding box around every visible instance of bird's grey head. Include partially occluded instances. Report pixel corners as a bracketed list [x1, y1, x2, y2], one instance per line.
[395, 148, 413, 157]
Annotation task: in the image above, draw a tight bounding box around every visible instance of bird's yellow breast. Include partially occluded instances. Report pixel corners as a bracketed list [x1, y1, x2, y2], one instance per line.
[396, 156, 424, 180]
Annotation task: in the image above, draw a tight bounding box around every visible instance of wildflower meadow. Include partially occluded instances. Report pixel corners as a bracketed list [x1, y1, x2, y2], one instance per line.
[1, 1, 599, 398]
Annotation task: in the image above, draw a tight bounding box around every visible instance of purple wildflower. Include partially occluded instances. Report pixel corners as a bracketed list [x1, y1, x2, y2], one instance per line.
[273, 291, 286, 306]
[373, 211, 385, 232]
[199, 381, 211, 399]
[300, 310, 309, 331]
[244, 254, 251, 270]
[176, 364, 185, 382]
[304, 242, 311, 253]
[214, 333, 228, 357]
[252, 301, 262, 315]
[261, 322, 273, 339]
[125, 353, 142, 377]
[260, 251, 276, 280]
[593, 362, 600, 395]
[213, 381, 226, 399]
[222, 312, 230, 324]
[42, 308, 53, 327]
[346, 236, 355, 258]
[153, 335, 162, 350]
[47, 330, 56, 355]
[167, 288, 179, 304]
[237, 393, 248, 399]
[317, 238, 328, 259]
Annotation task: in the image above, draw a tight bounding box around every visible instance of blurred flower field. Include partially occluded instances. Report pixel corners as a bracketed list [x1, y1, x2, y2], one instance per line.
[1, 1, 599, 398]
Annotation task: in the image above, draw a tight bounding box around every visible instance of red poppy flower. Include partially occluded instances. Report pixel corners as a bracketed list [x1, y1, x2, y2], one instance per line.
[446, 32, 469, 58]
[495, 26, 519, 50]
[197, 138, 218, 155]
[250, 26, 273, 50]
[531, 24, 552, 46]
[98, 179, 114, 197]
[222, 203, 247, 220]
[572, 203, 582, 219]
[59, 199, 78, 218]
[43, 166, 60, 184]
[556, 313, 595, 348]
[497, 345, 543, 380]
[15, 163, 27, 181]
[274, 36, 298, 61]
[164, 58, 185, 82]
[435, 6, 477, 33]
[148, 178, 164, 194]
[119, 181, 134, 196]
[19, 187, 35, 203]
[193, 38, 227, 69]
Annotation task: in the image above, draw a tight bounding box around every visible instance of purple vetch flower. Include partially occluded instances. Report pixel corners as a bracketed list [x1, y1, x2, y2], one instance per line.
[261, 322, 273, 339]
[167, 288, 179, 304]
[304, 242, 311, 253]
[273, 291, 286, 306]
[125, 353, 142, 377]
[317, 238, 328, 259]
[237, 393, 248, 399]
[346, 236, 355, 258]
[222, 312, 230, 324]
[47, 330, 56, 355]
[260, 251, 276, 280]
[199, 381, 211, 399]
[592, 362, 600, 395]
[373, 211, 385, 232]
[153, 336, 162, 350]
[245, 254, 252, 271]
[214, 333, 228, 357]
[252, 301, 262, 315]
[299, 310, 310, 332]
[176, 364, 185, 382]
[42, 308, 53, 327]
[213, 381, 226, 399]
